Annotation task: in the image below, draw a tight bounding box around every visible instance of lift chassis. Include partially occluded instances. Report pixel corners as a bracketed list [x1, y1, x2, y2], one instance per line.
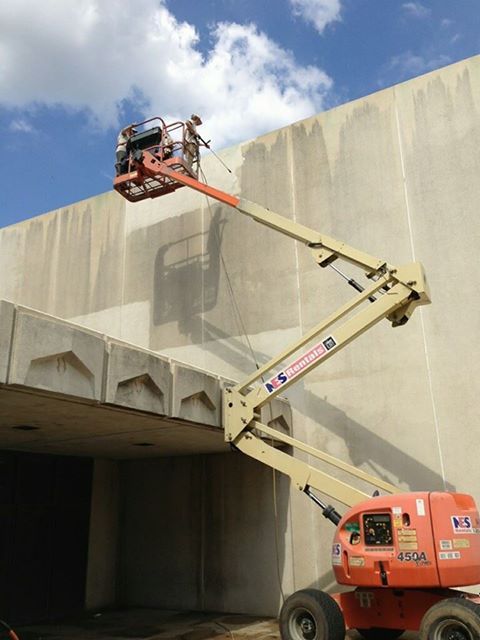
[114, 121, 480, 640]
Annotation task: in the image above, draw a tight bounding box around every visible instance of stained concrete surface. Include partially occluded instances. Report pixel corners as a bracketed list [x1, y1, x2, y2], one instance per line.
[1, 56, 480, 618]
[16, 609, 418, 640]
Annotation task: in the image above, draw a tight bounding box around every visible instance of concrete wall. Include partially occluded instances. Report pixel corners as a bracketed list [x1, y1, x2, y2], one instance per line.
[119, 454, 292, 615]
[1, 56, 480, 614]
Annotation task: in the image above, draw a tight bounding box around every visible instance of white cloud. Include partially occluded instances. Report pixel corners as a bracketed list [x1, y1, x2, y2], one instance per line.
[9, 118, 35, 133]
[388, 51, 451, 80]
[0, 0, 333, 148]
[289, 0, 341, 34]
[401, 2, 431, 19]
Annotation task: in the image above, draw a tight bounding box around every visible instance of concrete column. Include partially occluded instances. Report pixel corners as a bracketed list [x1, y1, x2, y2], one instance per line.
[85, 459, 121, 610]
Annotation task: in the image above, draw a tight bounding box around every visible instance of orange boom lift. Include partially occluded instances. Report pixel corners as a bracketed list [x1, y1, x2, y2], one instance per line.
[114, 118, 480, 640]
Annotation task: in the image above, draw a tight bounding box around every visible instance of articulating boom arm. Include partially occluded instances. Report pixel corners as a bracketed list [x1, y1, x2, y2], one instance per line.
[115, 148, 431, 509]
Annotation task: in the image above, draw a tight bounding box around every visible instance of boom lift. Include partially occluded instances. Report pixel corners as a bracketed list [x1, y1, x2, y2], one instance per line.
[114, 118, 480, 640]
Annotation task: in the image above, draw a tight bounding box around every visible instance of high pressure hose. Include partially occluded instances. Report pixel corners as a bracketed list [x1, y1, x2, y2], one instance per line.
[0, 619, 20, 640]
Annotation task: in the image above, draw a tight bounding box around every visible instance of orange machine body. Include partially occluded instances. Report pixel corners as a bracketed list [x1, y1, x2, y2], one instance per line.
[333, 588, 480, 631]
[332, 491, 480, 589]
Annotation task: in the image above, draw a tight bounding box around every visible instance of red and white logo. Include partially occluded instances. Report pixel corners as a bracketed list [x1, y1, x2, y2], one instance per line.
[264, 336, 337, 394]
[332, 543, 342, 565]
[451, 515, 473, 534]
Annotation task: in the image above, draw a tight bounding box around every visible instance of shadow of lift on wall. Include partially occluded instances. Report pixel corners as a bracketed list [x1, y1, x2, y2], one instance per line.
[153, 208, 226, 328]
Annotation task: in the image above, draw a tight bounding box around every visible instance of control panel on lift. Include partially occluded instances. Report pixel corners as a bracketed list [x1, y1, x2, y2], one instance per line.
[333, 491, 480, 589]
[363, 513, 394, 547]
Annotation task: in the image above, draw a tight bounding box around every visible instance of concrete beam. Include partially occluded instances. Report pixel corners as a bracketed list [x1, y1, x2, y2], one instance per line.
[171, 363, 222, 427]
[260, 397, 292, 434]
[9, 307, 105, 401]
[0, 300, 291, 459]
[105, 341, 171, 415]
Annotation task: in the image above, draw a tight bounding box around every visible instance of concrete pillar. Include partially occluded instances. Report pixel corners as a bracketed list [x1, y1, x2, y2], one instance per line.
[86, 459, 121, 610]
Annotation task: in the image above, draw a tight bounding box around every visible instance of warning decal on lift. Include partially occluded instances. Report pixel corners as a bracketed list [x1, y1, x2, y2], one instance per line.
[454, 538, 470, 549]
[349, 556, 365, 567]
[416, 499, 426, 516]
[439, 551, 461, 560]
[392, 507, 403, 529]
[397, 528, 418, 551]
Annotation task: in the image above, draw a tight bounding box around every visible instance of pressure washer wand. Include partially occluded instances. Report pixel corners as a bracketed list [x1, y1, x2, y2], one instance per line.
[0, 619, 20, 640]
[197, 135, 232, 174]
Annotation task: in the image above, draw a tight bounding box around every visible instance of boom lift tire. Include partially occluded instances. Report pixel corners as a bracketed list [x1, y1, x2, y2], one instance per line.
[279, 589, 345, 640]
[356, 628, 404, 639]
[419, 598, 480, 640]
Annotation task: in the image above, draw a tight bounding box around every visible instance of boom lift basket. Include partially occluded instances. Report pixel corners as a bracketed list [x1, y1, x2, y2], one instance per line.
[114, 118, 199, 203]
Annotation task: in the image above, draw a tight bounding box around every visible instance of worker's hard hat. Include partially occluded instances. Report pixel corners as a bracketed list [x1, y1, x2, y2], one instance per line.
[191, 114, 202, 125]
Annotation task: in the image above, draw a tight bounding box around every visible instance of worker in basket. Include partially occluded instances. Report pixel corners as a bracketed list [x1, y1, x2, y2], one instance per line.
[184, 114, 203, 175]
[115, 124, 137, 176]
[161, 128, 175, 160]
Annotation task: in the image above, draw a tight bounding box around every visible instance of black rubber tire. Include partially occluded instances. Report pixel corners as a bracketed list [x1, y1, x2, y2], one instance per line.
[279, 588, 345, 640]
[419, 597, 480, 640]
[357, 628, 404, 639]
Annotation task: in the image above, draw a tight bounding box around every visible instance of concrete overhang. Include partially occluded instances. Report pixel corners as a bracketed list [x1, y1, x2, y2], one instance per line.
[0, 301, 291, 458]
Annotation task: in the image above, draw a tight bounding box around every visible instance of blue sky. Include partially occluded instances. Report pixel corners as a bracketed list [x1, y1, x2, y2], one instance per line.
[0, 0, 479, 227]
